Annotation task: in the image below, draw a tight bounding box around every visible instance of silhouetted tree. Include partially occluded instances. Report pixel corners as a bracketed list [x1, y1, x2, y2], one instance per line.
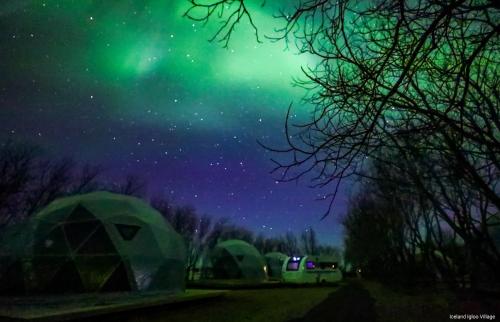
[187, 0, 500, 287]
[301, 227, 319, 255]
[187, 1, 499, 208]
[253, 234, 292, 254]
[70, 164, 102, 194]
[317, 245, 342, 258]
[114, 174, 147, 197]
[152, 197, 260, 279]
[218, 224, 254, 244]
[152, 199, 200, 280]
[0, 141, 39, 227]
[283, 231, 300, 255]
[343, 190, 412, 282]
[0, 141, 104, 228]
[254, 233, 267, 254]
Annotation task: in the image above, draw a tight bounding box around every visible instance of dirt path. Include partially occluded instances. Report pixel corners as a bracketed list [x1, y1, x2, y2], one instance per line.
[288, 282, 377, 322]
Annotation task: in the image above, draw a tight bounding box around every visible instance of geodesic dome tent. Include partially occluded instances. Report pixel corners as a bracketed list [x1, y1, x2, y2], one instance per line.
[264, 252, 288, 279]
[209, 239, 267, 281]
[0, 191, 186, 295]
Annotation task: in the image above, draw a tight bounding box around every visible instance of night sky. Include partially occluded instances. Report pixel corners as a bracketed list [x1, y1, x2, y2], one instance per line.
[0, 1, 348, 246]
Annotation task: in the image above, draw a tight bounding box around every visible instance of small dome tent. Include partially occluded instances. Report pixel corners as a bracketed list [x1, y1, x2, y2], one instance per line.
[209, 240, 267, 281]
[0, 191, 186, 295]
[264, 252, 288, 279]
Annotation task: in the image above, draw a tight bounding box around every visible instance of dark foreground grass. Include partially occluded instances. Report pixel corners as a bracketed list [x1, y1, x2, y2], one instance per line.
[363, 280, 500, 322]
[290, 280, 500, 322]
[288, 282, 377, 322]
[7, 281, 497, 322]
[74, 286, 338, 322]
[363, 280, 451, 322]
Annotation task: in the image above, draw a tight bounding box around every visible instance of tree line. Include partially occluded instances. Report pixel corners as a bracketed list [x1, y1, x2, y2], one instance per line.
[343, 151, 499, 289]
[153, 199, 340, 280]
[0, 140, 341, 280]
[0, 140, 145, 229]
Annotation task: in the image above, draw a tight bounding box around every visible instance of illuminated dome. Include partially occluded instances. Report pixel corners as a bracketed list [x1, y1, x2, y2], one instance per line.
[0, 191, 186, 295]
[264, 252, 288, 279]
[209, 239, 267, 281]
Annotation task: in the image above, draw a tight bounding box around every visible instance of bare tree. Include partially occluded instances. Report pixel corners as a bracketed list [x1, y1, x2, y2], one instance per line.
[186, 0, 499, 211]
[254, 234, 293, 254]
[283, 231, 300, 255]
[301, 227, 319, 255]
[187, 0, 500, 286]
[114, 174, 147, 197]
[345, 146, 499, 287]
[0, 141, 105, 228]
[21, 158, 75, 217]
[0, 141, 39, 227]
[70, 164, 102, 194]
[184, 0, 261, 48]
[317, 245, 342, 258]
[254, 233, 267, 253]
[152, 197, 258, 280]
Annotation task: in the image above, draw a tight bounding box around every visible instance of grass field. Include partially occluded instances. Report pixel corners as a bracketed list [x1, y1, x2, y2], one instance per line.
[362, 281, 452, 322]
[363, 280, 499, 322]
[5, 280, 496, 322]
[71, 280, 500, 322]
[77, 286, 339, 322]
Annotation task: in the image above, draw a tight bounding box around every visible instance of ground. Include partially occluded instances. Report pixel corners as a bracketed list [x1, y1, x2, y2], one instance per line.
[2, 280, 499, 321]
[289, 282, 377, 322]
[74, 286, 338, 322]
[363, 280, 500, 321]
[73, 280, 500, 322]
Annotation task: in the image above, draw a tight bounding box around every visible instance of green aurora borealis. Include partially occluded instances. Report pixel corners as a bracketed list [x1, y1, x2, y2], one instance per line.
[0, 0, 345, 245]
